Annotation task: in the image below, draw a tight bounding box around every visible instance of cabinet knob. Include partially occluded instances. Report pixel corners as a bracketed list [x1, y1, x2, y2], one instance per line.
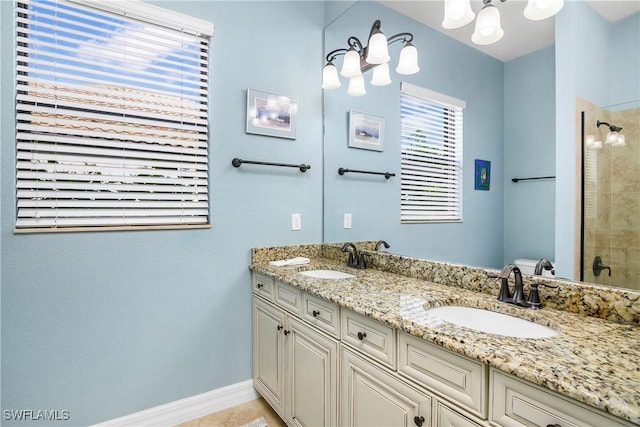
[257, 283, 264, 288]
[414, 415, 425, 426]
[357, 332, 367, 340]
[283, 330, 290, 336]
[312, 310, 320, 317]
[277, 325, 283, 331]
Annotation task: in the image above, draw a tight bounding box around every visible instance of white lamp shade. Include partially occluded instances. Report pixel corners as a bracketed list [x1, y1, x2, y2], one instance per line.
[613, 134, 626, 146]
[340, 48, 362, 78]
[442, 0, 475, 29]
[396, 43, 420, 75]
[365, 31, 390, 65]
[606, 131, 619, 144]
[371, 63, 392, 86]
[347, 75, 366, 96]
[471, 4, 504, 45]
[524, 0, 564, 20]
[593, 140, 603, 149]
[321, 63, 341, 90]
[585, 134, 595, 147]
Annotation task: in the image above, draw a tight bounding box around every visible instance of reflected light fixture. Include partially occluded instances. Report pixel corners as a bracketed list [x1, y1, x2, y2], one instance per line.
[442, 0, 564, 46]
[321, 20, 419, 96]
[597, 120, 625, 146]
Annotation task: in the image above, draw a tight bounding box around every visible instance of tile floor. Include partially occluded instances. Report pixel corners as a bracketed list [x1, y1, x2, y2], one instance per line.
[176, 397, 286, 427]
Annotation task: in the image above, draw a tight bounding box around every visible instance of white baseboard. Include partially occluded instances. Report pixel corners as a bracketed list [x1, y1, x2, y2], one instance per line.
[92, 379, 259, 426]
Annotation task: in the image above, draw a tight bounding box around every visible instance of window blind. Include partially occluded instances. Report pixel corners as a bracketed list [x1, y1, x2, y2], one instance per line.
[15, 0, 212, 231]
[400, 83, 464, 223]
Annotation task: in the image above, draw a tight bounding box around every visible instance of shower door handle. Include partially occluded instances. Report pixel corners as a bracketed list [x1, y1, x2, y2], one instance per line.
[593, 256, 611, 277]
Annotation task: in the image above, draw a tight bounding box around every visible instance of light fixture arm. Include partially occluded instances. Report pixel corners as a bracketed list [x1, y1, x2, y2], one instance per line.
[324, 20, 415, 73]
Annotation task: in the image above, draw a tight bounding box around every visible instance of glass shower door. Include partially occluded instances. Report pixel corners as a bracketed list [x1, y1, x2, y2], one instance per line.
[581, 101, 640, 290]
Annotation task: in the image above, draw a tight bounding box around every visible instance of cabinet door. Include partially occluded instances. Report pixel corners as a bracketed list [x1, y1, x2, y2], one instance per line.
[341, 347, 432, 427]
[436, 402, 482, 427]
[286, 317, 339, 427]
[253, 297, 286, 418]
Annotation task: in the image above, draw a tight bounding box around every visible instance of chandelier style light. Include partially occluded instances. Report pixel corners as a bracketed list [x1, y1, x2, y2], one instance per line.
[322, 20, 419, 96]
[442, 0, 564, 45]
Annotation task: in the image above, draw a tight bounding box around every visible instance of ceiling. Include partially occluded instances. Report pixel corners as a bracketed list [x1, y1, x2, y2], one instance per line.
[378, 0, 640, 62]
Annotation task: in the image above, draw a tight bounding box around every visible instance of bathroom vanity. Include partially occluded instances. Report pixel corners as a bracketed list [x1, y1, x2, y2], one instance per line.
[250, 244, 639, 427]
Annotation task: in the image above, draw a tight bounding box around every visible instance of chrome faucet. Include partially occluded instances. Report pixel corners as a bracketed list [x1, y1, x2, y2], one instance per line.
[374, 240, 390, 251]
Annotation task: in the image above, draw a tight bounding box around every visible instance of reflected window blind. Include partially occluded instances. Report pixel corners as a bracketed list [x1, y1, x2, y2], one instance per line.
[400, 82, 464, 223]
[15, 0, 213, 231]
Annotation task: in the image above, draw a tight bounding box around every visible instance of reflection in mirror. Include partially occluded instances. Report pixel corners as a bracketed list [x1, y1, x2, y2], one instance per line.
[323, 1, 640, 290]
[582, 100, 640, 290]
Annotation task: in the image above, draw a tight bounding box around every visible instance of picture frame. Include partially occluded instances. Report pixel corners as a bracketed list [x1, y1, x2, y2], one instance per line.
[348, 110, 384, 152]
[246, 89, 298, 139]
[474, 159, 491, 191]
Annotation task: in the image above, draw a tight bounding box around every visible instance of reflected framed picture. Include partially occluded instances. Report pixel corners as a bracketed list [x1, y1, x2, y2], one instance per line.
[246, 89, 298, 139]
[475, 159, 491, 191]
[348, 110, 384, 152]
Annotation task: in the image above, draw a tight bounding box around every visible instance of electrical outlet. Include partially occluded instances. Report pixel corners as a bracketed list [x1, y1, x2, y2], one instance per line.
[291, 213, 302, 231]
[343, 213, 352, 229]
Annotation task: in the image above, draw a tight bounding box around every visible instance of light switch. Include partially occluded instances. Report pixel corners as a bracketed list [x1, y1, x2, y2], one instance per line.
[291, 213, 302, 231]
[343, 213, 352, 229]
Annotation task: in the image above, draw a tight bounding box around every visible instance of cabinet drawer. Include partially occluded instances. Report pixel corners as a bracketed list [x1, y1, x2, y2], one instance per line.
[490, 369, 631, 427]
[253, 273, 274, 301]
[341, 309, 396, 369]
[398, 332, 488, 418]
[436, 402, 483, 427]
[275, 280, 302, 316]
[302, 292, 340, 338]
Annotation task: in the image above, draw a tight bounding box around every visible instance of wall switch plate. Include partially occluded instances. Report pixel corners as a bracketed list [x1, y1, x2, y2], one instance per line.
[291, 213, 302, 231]
[343, 213, 352, 229]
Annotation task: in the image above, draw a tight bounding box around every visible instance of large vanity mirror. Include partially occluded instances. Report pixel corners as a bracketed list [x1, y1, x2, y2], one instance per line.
[322, 1, 640, 290]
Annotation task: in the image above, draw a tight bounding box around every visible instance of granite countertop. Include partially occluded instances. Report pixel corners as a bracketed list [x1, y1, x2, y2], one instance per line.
[250, 257, 640, 425]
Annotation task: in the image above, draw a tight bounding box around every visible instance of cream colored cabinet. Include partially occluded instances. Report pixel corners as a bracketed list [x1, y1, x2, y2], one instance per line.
[490, 369, 633, 427]
[253, 275, 339, 427]
[436, 402, 483, 427]
[253, 295, 286, 417]
[341, 347, 433, 427]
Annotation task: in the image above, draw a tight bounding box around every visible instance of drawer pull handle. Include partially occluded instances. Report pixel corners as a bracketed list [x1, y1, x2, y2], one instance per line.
[277, 325, 283, 331]
[312, 310, 320, 317]
[257, 283, 264, 288]
[357, 332, 367, 340]
[414, 416, 425, 426]
[546, 425, 561, 427]
[283, 330, 290, 336]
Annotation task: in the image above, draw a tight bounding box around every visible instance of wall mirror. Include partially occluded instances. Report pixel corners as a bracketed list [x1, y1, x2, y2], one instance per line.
[322, 0, 640, 291]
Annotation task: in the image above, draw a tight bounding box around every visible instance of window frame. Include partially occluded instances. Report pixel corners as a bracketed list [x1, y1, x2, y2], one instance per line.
[400, 82, 465, 224]
[14, 0, 214, 233]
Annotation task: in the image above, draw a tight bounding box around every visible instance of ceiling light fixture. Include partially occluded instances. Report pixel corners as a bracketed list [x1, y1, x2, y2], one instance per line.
[442, 0, 564, 46]
[322, 20, 419, 96]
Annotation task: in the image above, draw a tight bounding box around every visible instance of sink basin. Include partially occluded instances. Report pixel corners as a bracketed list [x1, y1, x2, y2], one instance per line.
[423, 306, 558, 338]
[298, 270, 356, 279]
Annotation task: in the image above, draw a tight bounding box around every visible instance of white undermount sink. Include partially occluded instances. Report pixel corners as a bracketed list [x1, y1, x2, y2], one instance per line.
[298, 270, 356, 279]
[423, 306, 559, 338]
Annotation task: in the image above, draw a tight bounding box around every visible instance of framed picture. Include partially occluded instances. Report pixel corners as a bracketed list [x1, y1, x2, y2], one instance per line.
[474, 159, 491, 191]
[246, 89, 298, 139]
[348, 111, 384, 152]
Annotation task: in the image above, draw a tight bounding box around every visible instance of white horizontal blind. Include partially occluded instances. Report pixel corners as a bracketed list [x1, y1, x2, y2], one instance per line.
[15, 0, 212, 230]
[400, 83, 464, 223]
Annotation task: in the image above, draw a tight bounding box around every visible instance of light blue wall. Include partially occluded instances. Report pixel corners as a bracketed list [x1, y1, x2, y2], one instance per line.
[611, 13, 640, 105]
[323, 1, 505, 269]
[503, 46, 556, 265]
[0, 1, 324, 425]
